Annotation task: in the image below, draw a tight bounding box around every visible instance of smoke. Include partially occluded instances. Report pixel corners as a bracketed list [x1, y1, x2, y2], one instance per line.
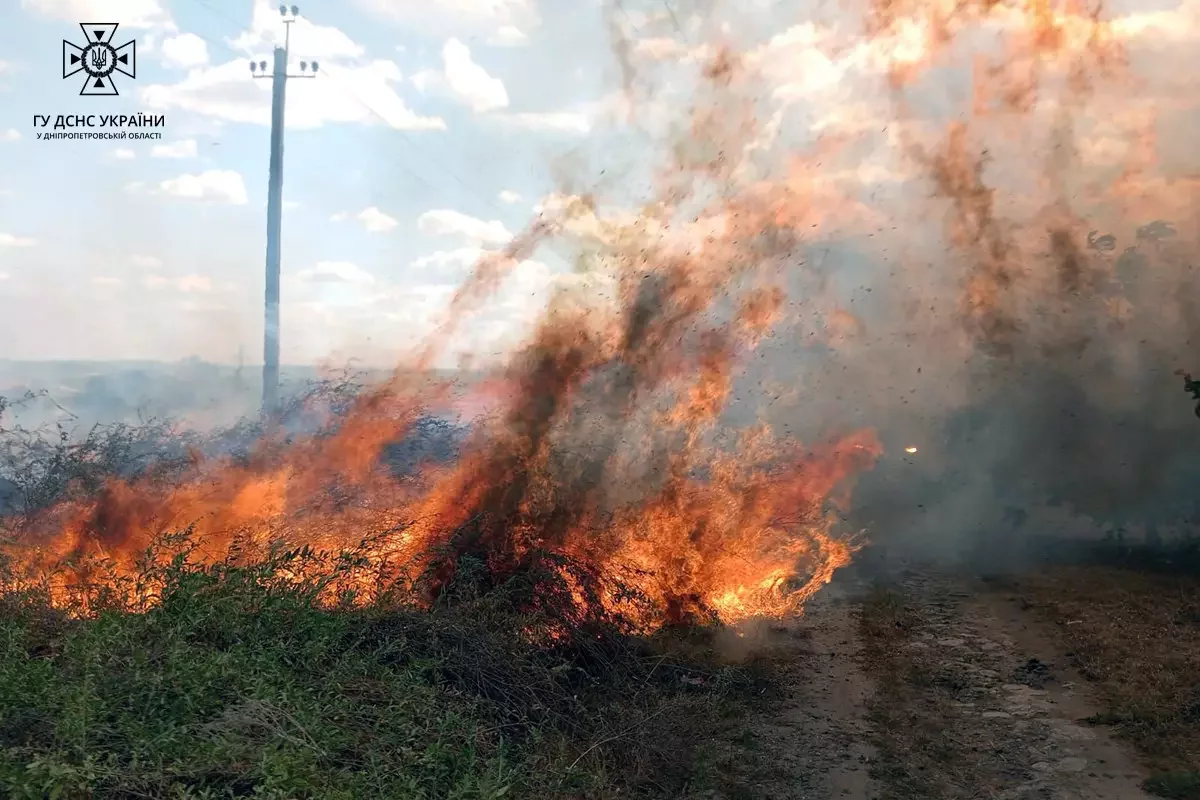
[582, 0, 1200, 561]
[8, 0, 1200, 597]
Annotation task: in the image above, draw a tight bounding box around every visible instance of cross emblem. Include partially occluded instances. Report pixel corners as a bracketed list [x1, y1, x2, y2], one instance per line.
[63, 23, 136, 96]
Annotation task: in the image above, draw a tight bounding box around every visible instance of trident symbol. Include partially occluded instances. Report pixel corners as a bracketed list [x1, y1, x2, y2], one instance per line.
[64, 23, 137, 96]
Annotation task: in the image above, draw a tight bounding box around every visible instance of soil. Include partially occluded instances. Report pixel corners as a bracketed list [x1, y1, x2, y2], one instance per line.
[710, 561, 1157, 799]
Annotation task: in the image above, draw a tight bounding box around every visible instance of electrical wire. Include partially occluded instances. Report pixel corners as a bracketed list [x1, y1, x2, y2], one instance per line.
[179, 0, 520, 220]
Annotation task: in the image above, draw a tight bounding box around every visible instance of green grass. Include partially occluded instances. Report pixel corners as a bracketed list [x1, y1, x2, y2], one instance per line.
[1144, 771, 1200, 800]
[0, 546, 764, 799]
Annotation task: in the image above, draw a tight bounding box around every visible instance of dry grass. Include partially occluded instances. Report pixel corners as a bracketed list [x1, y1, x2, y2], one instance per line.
[1019, 565, 1200, 798]
[0, 384, 779, 799]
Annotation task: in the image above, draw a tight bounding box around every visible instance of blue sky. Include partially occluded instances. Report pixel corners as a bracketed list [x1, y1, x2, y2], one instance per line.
[0, 0, 629, 367]
[0, 0, 1194, 369]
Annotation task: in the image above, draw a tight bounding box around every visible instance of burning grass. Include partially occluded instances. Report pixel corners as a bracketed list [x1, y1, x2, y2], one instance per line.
[0, 160, 882, 791]
[0, 533, 777, 799]
[0, 254, 881, 627]
[0, 383, 841, 798]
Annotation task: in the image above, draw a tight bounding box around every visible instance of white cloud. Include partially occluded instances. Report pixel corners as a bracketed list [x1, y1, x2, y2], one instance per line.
[442, 39, 508, 113]
[417, 209, 511, 244]
[160, 33, 208, 68]
[411, 246, 486, 281]
[141, 1, 444, 131]
[0, 272, 9, 281]
[495, 111, 591, 134]
[498, 190, 522, 204]
[110, 147, 136, 160]
[356, 0, 539, 36]
[0, 233, 34, 247]
[155, 170, 248, 204]
[505, 258, 554, 293]
[408, 68, 439, 93]
[142, 274, 218, 292]
[151, 139, 197, 158]
[142, 58, 443, 130]
[230, 1, 365, 60]
[1, 129, 19, 142]
[332, 208, 398, 233]
[91, 276, 121, 286]
[409, 249, 560, 309]
[297, 261, 375, 285]
[20, 0, 173, 28]
[748, 23, 853, 104]
[489, 25, 528, 46]
[177, 275, 213, 292]
[131, 254, 162, 269]
[355, 207, 398, 233]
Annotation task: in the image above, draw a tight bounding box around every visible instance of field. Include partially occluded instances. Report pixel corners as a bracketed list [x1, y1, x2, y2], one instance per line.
[0, 381, 789, 799]
[2, 382, 1198, 799]
[6, 0, 1199, 792]
[0, 546, 781, 799]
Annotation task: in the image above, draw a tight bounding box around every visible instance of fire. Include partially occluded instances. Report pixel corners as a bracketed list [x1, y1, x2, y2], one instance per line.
[1, 323, 881, 629]
[8, 0, 1176, 629]
[0, 38, 886, 628]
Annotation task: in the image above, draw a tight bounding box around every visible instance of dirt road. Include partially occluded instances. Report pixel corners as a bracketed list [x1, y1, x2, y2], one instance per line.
[712, 563, 1156, 799]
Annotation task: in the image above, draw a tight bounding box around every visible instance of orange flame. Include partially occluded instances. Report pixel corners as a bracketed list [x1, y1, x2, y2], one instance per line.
[1, 39, 887, 628]
[16, 0, 1182, 628]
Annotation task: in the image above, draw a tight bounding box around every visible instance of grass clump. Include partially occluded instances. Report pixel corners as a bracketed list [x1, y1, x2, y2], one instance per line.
[0, 541, 765, 799]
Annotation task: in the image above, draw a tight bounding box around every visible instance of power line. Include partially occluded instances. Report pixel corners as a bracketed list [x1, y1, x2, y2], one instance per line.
[180, 0, 516, 220]
[173, 0, 537, 409]
[660, 0, 689, 43]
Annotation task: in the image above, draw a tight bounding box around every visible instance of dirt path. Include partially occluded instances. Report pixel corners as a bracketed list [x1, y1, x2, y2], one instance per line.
[706, 562, 1157, 799]
[859, 565, 1153, 799]
[711, 575, 879, 800]
[798, 580, 878, 799]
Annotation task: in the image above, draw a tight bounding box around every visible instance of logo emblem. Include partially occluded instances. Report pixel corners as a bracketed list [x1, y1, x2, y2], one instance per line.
[63, 23, 136, 96]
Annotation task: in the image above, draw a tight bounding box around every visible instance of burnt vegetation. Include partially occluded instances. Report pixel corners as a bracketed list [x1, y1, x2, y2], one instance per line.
[0, 380, 777, 799]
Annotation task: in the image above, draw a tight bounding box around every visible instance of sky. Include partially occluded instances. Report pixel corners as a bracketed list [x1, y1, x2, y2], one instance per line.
[0, 0, 631, 367]
[0, 0, 1196, 370]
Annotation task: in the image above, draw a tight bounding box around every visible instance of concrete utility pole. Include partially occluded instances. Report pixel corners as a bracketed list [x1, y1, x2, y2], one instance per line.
[250, 5, 317, 416]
